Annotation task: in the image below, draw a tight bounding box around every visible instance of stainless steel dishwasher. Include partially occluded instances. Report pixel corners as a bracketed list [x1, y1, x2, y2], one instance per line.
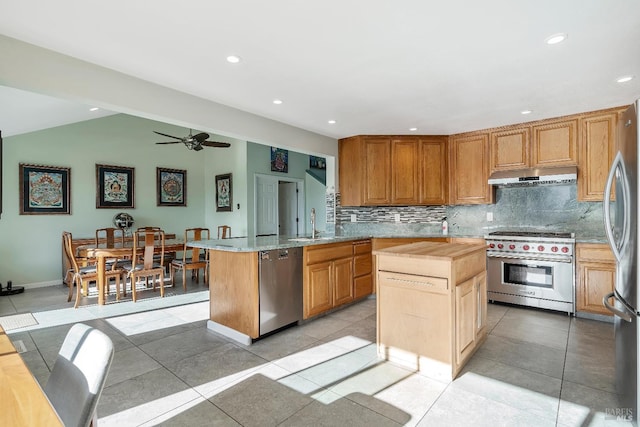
[258, 247, 303, 336]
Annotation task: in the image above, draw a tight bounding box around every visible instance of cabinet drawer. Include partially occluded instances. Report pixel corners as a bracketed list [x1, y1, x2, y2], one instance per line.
[354, 274, 372, 298]
[577, 244, 615, 263]
[306, 243, 352, 264]
[354, 253, 372, 277]
[353, 240, 372, 255]
[378, 271, 448, 291]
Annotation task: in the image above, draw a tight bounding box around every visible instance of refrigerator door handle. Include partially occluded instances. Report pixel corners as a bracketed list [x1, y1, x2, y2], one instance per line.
[603, 291, 634, 322]
[603, 151, 628, 263]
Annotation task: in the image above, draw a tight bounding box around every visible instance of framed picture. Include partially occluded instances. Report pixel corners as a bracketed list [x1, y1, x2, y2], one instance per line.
[19, 163, 71, 215]
[215, 173, 232, 212]
[157, 167, 186, 206]
[96, 164, 135, 208]
[270, 147, 288, 173]
[309, 155, 326, 170]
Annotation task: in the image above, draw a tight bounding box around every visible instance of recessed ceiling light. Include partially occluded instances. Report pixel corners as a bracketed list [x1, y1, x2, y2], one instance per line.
[89, 107, 99, 112]
[409, 127, 418, 131]
[226, 55, 241, 64]
[616, 76, 634, 83]
[328, 120, 336, 124]
[545, 33, 567, 45]
[273, 99, 283, 105]
[521, 110, 532, 115]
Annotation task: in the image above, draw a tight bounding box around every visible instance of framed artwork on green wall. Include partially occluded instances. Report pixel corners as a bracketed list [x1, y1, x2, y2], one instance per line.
[215, 173, 232, 212]
[19, 163, 71, 215]
[157, 167, 186, 206]
[96, 164, 135, 208]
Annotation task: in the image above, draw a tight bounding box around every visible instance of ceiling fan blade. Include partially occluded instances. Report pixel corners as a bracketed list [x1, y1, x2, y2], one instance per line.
[201, 141, 231, 148]
[155, 141, 182, 145]
[192, 132, 210, 143]
[153, 131, 183, 140]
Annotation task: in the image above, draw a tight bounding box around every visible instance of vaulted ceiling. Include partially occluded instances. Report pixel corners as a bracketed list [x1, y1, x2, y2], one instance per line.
[1, 0, 639, 138]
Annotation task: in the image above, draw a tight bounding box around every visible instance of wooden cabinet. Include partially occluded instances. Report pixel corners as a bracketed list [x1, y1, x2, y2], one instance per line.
[419, 137, 449, 205]
[376, 241, 487, 382]
[353, 239, 373, 298]
[391, 137, 420, 204]
[450, 133, 494, 205]
[363, 137, 392, 204]
[490, 128, 530, 172]
[578, 111, 619, 201]
[531, 119, 578, 167]
[303, 239, 372, 319]
[576, 243, 615, 316]
[338, 135, 448, 206]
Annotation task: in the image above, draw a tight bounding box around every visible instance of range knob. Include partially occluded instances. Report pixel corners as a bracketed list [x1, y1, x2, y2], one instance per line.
[538, 245, 545, 252]
[489, 243, 495, 249]
[509, 244, 516, 250]
[497, 244, 504, 249]
[523, 245, 530, 251]
[561, 247, 569, 253]
[551, 246, 558, 252]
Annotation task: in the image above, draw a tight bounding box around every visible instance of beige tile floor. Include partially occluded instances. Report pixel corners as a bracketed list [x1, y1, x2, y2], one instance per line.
[0, 282, 632, 426]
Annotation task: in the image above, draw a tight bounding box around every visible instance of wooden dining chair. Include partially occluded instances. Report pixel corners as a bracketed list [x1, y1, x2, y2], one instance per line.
[124, 228, 165, 302]
[217, 225, 231, 239]
[62, 231, 124, 308]
[137, 226, 174, 269]
[95, 227, 127, 270]
[170, 228, 209, 291]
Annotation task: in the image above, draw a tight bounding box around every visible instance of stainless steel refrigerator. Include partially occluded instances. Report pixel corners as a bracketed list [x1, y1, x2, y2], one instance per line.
[603, 99, 640, 423]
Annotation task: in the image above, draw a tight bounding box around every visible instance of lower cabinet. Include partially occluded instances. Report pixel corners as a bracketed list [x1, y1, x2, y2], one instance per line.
[576, 243, 615, 316]
[303, 239, 372, 319]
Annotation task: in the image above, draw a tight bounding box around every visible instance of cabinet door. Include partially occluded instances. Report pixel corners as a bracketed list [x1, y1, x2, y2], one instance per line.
[333, 257, 354, 307]
[450, 133, 494, 205]
[578, 112, 618, 201]
[531, 119, 578, 167]
[363, 137, 391, 205]
[455, 278, 476, 365]
[338, 136, 364, 206]
[391, 138, 420, 204]
[576, 244, 615, 316]
[475, 272, 487, 339]
[419, 137, 449, 205]
[490, 128, 530, 172]
[305, 261, 333, 318]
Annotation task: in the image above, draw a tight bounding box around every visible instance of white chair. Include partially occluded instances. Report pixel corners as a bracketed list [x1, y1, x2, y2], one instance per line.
[43, 323, 114, 427]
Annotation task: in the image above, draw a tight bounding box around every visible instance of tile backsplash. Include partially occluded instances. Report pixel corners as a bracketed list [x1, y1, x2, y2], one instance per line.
[334, 184, 606, 239]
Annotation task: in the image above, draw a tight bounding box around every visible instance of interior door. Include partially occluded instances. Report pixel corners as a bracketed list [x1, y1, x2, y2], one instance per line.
[278, 181, 298, 236]
[255, 175, 278, 236]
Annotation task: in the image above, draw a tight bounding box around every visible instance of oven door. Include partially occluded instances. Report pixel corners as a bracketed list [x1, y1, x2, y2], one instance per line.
[487, 255, 574, 303]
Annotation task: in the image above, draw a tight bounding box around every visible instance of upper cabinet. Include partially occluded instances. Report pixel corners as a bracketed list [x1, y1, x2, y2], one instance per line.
[489, 119, 577, 173]
[338, 135, 448, 206]
[490, 128, 530, 172]
[531, 119, 578, 167]
[578, 110, 620, 201]
[450, 133, 494, 205]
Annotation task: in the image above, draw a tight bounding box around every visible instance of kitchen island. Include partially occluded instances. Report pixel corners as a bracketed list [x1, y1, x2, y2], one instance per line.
[188, 235, 372, 344]
[374, 241, 487, 382]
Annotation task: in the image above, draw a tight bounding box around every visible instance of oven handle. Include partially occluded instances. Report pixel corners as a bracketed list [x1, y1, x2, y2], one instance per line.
[486, 252, 573, 263]
[603, 291, 634, 322]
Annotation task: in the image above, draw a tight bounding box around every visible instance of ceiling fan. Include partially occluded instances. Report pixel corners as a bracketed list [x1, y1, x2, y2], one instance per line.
[153, 129, 231, 151]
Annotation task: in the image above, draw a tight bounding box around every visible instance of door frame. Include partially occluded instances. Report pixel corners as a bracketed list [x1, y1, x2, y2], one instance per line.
[254, 174, 305, 237]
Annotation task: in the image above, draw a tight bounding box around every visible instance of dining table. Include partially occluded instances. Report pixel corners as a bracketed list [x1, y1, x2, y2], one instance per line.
[0, 325, 64, 426]
[76, 238, 185, 305]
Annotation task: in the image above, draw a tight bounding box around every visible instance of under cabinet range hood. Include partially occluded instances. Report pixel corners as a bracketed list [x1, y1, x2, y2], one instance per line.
[488, 166, 577, 187]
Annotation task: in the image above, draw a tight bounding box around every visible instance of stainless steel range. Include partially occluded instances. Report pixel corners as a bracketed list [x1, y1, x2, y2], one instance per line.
[485, 230, 576, 314]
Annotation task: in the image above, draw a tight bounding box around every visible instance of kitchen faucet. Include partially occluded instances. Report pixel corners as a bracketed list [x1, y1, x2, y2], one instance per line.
[310, 208, 316, 239]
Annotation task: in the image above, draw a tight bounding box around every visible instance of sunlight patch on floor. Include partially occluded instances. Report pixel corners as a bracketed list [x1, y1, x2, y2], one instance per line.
[106, 301, 209, 335]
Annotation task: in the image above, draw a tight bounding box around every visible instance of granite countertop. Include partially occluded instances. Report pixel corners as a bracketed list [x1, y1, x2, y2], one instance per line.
[186, 231, 608, 252]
